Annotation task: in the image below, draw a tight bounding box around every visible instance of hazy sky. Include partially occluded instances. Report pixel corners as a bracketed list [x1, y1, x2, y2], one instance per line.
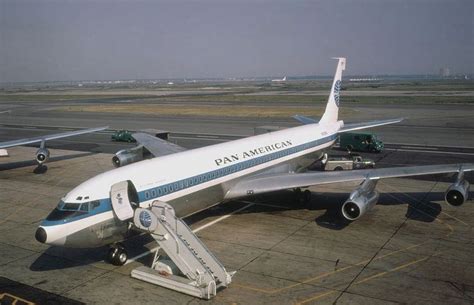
[1, 0, 472, 82]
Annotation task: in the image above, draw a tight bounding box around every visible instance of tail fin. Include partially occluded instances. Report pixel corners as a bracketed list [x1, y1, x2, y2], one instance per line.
[282, 76, 287, 81]
[319, 57, 346, 125]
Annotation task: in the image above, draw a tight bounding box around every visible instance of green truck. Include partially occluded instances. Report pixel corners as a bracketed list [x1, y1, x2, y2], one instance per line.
[339, 132, 384, 153]
[111, 129, 170, 143]
[111, 130, 136, 142]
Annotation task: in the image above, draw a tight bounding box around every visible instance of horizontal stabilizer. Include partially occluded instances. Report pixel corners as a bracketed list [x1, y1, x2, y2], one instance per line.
[292, 115, 318, 125]
[339, 118, 403, 133]
[225, 163, 474, 199]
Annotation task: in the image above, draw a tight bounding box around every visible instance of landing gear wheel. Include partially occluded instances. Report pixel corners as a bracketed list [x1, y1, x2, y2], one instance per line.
[302, 190, 312, 203]
[108, 244, 128, 266]
[295, 189, 311, 204]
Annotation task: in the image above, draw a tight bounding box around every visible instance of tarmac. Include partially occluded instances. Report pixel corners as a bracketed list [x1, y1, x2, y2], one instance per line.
[0, 143, 473, 305]
[0, 95, 473, 304]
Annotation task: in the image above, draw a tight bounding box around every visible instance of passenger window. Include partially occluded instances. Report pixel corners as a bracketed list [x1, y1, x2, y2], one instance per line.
[145, 191, 150, 199]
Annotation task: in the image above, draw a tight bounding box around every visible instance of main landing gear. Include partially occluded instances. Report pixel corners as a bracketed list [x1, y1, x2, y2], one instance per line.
[108, 243, 128, 266]
[294, 188, 312, 204]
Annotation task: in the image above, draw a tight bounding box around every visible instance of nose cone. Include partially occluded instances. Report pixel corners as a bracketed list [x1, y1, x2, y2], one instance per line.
[35, 227, 47, 243]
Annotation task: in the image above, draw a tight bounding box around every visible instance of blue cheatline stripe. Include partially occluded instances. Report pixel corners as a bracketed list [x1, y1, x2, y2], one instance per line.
[137, 133, 337, 202]
[41, 134, 336, 226]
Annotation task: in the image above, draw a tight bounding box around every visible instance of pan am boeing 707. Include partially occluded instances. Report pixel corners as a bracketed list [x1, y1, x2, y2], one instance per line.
[34, 58, 472, 298]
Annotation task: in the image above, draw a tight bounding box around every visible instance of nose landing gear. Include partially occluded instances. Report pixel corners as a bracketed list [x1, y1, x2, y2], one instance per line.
[108, 243, 128, 266]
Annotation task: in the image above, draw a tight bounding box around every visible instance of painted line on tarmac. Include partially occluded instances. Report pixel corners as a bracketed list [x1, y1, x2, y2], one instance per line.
[386, 142, 474, 149]
[400, 145, 438, 150]
[294, 256, 431, 305]
[196, 135, 219, 139]
[124, 202, 255, 265]
[385, 148, 474, 156]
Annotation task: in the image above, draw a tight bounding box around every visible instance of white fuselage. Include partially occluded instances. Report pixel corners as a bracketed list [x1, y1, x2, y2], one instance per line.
[38, 120, 342, 248]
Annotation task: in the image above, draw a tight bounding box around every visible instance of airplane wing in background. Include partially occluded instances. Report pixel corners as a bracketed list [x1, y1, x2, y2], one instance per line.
[292, 115, 318, 125]
[339, 118, 403, 133]
[0, 126, 108, 149]
[225, 163, 474, 199]
[132, 132, 186, 157]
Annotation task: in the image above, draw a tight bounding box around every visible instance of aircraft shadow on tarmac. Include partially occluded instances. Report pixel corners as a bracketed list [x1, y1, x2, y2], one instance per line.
[0, 152, 96, 173]
[245, 190, 455, 230]
[29, 189, 472, 271]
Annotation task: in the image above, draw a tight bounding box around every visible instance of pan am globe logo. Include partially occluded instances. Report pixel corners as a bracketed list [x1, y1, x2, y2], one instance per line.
[334, 80, 341, 107]
[139, 210, 152, 228]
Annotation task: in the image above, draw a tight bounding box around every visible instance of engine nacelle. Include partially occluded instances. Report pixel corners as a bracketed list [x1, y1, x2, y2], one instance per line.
[112, 145, 143, 167]
[36, 148, 50, 164]
[342, 179, 379, 221]
[445, 179, 470, 207]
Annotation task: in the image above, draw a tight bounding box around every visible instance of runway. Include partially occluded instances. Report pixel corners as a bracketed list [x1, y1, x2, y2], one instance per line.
[0, 98, 473, 304]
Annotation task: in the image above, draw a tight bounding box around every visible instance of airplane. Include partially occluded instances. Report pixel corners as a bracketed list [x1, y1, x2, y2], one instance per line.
[0, 126, 108, 166]
[34, 58, 472, 297]
[271, 76, 287, 82]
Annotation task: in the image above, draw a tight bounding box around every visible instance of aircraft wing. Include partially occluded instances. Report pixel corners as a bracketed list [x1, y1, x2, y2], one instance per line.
[225, 163, 474, 199]
[0, 126, 108, 149]
[132, 132, 186, 157]
[339, 118, 403, 133]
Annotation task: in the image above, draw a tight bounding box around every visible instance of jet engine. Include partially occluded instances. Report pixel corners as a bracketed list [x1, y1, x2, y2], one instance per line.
[341, 179, 379, 221]
[35, 148, 50, 164]
[112, 145, 144, 167]
[445, 171, 470, 207]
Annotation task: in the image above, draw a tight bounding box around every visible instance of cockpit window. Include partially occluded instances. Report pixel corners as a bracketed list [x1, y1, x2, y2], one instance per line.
[63, 202, 81, 211]
[56, 200, 65, 209]
[91, 200, 100, 209]
[79, 202, 89, 212]
[45, 199, 101, 222]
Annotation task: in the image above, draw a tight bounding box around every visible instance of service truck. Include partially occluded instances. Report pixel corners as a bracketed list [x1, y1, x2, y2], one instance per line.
[339, 132, 384, 153]
[112, 129, 170, 143]
[320, 154, 375, 171]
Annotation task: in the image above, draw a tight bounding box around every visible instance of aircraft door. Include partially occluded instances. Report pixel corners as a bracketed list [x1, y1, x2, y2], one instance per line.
[110, 180, 138, 221]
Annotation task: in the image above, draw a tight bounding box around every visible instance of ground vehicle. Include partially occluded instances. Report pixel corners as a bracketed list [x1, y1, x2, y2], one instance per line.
[112, 130, 136, 142]
[339, 132, 383, 153]
[112, 129, 169, 142]
[321, 154, 375, 171]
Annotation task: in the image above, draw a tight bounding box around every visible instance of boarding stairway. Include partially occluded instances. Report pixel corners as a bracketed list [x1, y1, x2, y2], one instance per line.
[130, 201, 233, 299]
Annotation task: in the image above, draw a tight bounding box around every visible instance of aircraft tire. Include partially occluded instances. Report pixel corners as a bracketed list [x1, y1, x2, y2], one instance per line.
[108, 245, 128, 266]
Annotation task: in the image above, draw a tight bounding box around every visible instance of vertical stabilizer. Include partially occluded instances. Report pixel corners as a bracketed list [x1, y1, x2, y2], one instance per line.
[319, 57, 346, 125]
